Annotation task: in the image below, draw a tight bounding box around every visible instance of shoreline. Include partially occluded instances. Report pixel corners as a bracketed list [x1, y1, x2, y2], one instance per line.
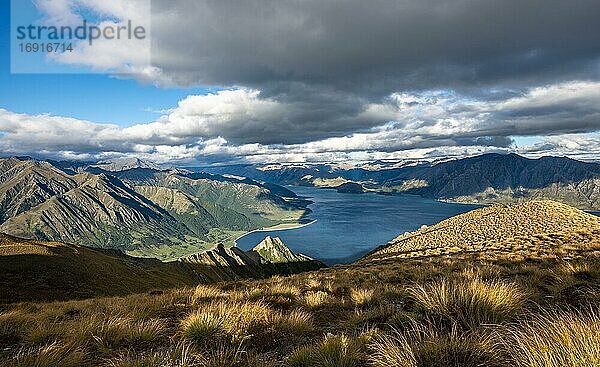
[234, 220, 317, 244]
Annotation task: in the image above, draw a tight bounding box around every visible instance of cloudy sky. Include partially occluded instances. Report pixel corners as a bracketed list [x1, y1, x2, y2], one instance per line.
[1, 0, 600, 164]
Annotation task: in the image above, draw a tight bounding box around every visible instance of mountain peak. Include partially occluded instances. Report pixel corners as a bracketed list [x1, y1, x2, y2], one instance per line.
[251, 236, 313, 263]
[92, 157, 162, 172]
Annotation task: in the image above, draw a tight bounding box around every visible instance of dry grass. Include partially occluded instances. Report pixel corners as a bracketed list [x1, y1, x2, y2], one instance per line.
[180, 311, 225, 344]
[280, 309, 314, 334]
[4, 342, 86, 367]
[500, 309, 600, 367]
[302, 291, 332, 308]
[181, 301, 273, 344]
[288, 334, 366, 367]
[350, 288, 375, 307]
[1, 253, 600, 366]
[369, 323, 504, 367]
[190, 285, 228, 304]
[407, 277, 528, 328]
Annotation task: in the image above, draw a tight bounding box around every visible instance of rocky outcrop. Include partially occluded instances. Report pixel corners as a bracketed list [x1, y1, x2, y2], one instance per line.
[250, 236, 313, 263]
[180, 238, 324, 282]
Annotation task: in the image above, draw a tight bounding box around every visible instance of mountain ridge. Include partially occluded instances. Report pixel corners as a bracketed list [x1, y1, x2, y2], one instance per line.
[201, 153, 600, 210]
[0, 157, 309, 260]
[0, 233, 324, 303]
[362, 200, 600, 264]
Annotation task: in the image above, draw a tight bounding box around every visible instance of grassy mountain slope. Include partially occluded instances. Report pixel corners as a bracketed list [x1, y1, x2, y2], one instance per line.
[366, 200, 600, 263]
[0, 158, 309, 260]
[0, 172, 193, 253]
[0, 233, 323, 304]
[0, 233, 197, 303]
[1, 200, 600, 366]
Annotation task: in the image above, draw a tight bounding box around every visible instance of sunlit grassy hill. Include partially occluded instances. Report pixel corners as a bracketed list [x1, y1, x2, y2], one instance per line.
[366, 200, 600, 263]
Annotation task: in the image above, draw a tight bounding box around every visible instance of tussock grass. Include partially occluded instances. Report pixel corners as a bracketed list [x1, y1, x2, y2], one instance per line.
[243, 283, 301, 306]
[0, 310, 29, 345]
[190, 285, 228, 304]
[305, 279, 322, 291]
[303, 291, 332, 308]
[350, 288, 375, 307]
[2, 243, 600, 366]
[271, 283, 302, 297]
[88, 317, 167, 350]
[288, 334, 365, 367]
[500, 309, 600, 367]
[105, 342, 200, 367]
[369, 323, 503, 367]
[180, 311, 224, 344]
[181, 301, 274, 344]
[4, 342, 86, 367]
[407, 277, 527, 328]
[279, 309, 314, 334]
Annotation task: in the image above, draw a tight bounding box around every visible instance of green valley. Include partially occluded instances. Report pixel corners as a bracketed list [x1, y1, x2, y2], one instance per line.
[0, 157, 309, 260]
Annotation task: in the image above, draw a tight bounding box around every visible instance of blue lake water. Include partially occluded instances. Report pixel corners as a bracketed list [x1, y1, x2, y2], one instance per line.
[236, 186, 480, 265]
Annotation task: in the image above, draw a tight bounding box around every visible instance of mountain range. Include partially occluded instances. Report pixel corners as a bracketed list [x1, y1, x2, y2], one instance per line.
[0, 157, 309, 260]
[201, 153, 600, 210]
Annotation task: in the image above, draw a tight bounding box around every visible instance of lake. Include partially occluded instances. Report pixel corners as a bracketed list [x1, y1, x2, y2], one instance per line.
[236, 186, 480, 265]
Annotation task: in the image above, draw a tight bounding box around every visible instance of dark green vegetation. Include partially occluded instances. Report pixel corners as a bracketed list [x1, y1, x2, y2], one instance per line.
[1, 200, 599, 366]
[0, 157, 309, 260]
[202, 153, 600, 210]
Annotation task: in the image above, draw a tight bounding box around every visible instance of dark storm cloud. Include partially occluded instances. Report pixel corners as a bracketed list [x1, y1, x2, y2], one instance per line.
[151, 0, 600, 93]
[137, 0, 600, 147]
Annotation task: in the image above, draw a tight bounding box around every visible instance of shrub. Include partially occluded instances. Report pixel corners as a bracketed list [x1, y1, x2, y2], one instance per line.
[500, 309, 600, 367]
[407, 277, 527, 328]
